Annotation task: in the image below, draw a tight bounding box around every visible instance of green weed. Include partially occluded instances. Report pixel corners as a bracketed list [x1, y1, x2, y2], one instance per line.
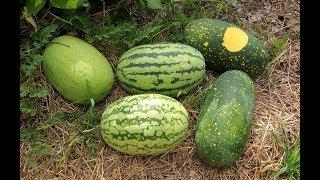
[47, 111, 69, 123]
[270, 35, 290, 60]
[264, 35, 290, 76]
[185, 79, 215, 109]
[20, 24, 58, 118]
[59, 106, 102, 168]
[269, 120, 300, 179]
[21, 127, 56, 170]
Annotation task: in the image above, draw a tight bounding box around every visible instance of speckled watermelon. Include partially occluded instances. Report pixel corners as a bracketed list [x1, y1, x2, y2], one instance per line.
[116, 42, 206, 97]
[195, 70, 255, 167]
[185, 18, 270, 78]
[100, 94, 189, 155]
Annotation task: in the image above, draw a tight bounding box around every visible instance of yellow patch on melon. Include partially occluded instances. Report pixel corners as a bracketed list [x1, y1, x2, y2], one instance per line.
[222, 27, 248, 52]
[203, 42, 209, 47]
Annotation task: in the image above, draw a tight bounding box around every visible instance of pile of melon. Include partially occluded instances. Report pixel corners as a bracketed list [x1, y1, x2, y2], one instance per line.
[42, 18, 271, 167]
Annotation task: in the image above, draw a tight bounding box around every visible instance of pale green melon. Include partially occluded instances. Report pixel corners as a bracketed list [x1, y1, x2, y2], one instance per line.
[43, 35, 114, 104]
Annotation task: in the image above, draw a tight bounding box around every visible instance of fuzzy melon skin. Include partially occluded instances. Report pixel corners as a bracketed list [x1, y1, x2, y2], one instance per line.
[100, 94, 189, 155]
[195, 70, 255, 167]
[116, 42, 206, 97]
[185, 18, 270, 79]
[43, 35, 114, 104]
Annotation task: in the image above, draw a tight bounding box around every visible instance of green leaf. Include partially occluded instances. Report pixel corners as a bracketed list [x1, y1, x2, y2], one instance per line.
[34, 142, 56, 156]
[95, 22, 136, 40]
[81, 0, 90, 8]
[20, 84, 31, 97]
[29, 54, 44, 63]
[137, 0, 146, 11]
[168, 33, 184, 42]
[21, 54, 44, 76]
[50, 0, 85, 9]
[146, 0, 164, 10]
[21, 128, 40, 141]
[21, 64, 37, 76]
[67, 13, 91, 34]
[20, 100, 37, 117]
[283, 144, 300, 178]
[32, 24, 59, 49]
[219, 0, 228, 13]
[186, 80, 214, 108]
[270, 166, 288, 179]
[28, 159, 38, 170]
[271, 36, 289, 57]
[230, 0, 238, 8]
[269, 121, 300, 179]
[127, 24, 163, 47]
[91, 21, 136, 49]
[29, 86, 48, 98]
[173, 14, 193, 25]
[26, 0, 47, 16]
[86, 139, 100, 152]
[47, 112, 68, 122]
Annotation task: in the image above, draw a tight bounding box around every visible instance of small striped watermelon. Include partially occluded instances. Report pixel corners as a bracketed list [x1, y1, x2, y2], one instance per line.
[100, 94, 189, 155]
[116, 43, 206, 97]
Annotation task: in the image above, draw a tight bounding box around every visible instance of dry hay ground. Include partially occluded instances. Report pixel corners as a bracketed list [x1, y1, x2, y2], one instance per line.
[20, 0, 300, 179]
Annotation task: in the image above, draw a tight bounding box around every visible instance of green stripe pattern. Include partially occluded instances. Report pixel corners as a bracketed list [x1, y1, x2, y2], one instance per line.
[195, 70, 255, 167]
[100, 94, 189, 155]
[116, 42, 206, 97]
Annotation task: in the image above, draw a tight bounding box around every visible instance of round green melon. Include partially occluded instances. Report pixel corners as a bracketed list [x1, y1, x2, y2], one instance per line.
[100, 94, 189, 155]
[116, 42, 206, 97]
[43, 35, 114, 104]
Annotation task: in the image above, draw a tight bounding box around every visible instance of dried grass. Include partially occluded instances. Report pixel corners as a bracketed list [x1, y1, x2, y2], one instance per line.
[20, 1, 300, 179]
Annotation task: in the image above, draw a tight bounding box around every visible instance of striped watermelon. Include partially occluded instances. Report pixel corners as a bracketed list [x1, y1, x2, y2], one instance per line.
[100, 94, 189, 155]
[116, 43, 206, 97]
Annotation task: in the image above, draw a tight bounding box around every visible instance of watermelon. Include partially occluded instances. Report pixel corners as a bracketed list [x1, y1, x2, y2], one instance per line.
[116, 42, 206, 97]
[100, 94, 189, 155]
[195, 70, 255, 167]
[184, 18, 270, 78]
[43, 35, 114, 104]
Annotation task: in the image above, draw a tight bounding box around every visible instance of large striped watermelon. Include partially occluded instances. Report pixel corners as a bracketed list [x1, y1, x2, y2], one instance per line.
[100, 94, 189, 155]
[116, 43, 206, 97]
